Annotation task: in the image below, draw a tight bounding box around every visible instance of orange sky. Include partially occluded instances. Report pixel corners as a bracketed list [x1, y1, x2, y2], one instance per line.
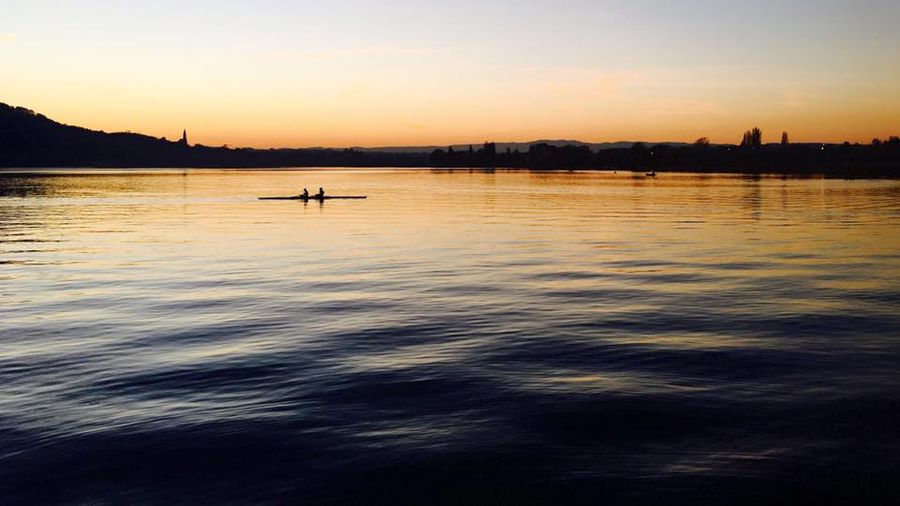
[3, 1, 899, 148]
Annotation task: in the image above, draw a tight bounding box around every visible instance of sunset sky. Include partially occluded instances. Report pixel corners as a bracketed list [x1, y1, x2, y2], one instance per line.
[3, 0, 900, 147]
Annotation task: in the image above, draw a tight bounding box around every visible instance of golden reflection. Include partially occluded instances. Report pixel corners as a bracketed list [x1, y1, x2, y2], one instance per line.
[2, 169, 898, 325]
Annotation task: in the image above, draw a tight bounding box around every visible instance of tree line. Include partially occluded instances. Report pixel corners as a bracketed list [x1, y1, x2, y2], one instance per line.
[428, 129, 900, 176]
[2, 105, 898, 176]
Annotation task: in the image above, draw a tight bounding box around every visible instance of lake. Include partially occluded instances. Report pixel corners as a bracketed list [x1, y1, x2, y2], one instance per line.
[1, 169, 899, 504]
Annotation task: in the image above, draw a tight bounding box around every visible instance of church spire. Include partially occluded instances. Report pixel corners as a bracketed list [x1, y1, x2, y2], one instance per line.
[180, 129, 188, 146]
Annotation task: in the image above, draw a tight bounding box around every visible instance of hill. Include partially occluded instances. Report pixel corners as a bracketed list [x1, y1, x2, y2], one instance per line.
[1, 102, 898, 175]
[0, 103, 431, 168]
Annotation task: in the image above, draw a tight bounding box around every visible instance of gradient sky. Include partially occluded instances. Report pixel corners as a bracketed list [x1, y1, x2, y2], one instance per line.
[3, 0, 900, 147]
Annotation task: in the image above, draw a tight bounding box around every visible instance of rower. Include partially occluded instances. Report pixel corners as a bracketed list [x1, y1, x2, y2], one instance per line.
[301, 188, 309, 198]
[317, 187, 325, 198]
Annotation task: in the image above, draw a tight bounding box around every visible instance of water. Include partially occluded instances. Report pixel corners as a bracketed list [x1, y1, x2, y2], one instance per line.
[1, 169, 899, 504]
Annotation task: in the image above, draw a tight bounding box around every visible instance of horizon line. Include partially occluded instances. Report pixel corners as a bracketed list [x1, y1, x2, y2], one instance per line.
[4, 101, 896, 152]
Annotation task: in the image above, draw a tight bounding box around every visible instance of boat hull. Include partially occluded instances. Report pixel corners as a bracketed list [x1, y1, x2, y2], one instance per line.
[258, 196, 367, 200]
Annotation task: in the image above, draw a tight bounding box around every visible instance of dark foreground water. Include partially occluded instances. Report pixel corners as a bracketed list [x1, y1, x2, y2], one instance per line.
[1, 169, 899, 505]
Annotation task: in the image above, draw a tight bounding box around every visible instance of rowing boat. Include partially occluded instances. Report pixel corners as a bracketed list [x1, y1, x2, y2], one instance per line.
[258, 195, 367, 200]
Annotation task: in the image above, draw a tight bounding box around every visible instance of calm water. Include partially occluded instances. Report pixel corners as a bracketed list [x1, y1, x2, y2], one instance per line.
[2, 169, 899, 504]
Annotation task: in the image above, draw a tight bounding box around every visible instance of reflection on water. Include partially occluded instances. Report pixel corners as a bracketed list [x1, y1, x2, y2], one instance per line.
[1, 169, 899, 504]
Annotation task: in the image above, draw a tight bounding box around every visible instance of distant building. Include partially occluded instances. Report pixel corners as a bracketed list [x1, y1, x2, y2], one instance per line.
[179, 129, 189, 146]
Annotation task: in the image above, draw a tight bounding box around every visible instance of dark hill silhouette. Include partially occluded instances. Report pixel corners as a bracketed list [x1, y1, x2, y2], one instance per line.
[1, 102, 898, 176]
[0, 104, 184, 167]
[0, 103, 429, 168]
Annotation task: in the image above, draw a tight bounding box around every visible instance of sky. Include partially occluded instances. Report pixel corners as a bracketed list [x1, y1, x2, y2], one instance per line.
[2, 0, 900, 147]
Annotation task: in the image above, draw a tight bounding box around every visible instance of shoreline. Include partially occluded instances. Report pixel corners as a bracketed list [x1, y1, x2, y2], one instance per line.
[1, 166, 898, 179]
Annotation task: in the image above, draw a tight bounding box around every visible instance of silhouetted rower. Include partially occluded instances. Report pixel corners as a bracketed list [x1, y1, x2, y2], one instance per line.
[301, 188, 309, 198]
[317, 187, 325, 198]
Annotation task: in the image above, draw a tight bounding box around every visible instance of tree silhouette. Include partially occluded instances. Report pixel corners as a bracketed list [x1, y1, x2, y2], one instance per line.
[482, 142, 497, 167]
[741, 127, 762, 148]
[2, 102, 899, 175]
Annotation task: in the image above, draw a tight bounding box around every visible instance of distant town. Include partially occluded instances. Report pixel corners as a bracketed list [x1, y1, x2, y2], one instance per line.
[2, 103, 898, 176]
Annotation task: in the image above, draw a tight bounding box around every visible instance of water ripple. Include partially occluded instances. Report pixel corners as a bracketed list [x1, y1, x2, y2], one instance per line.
[1, 170, 899, 504]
